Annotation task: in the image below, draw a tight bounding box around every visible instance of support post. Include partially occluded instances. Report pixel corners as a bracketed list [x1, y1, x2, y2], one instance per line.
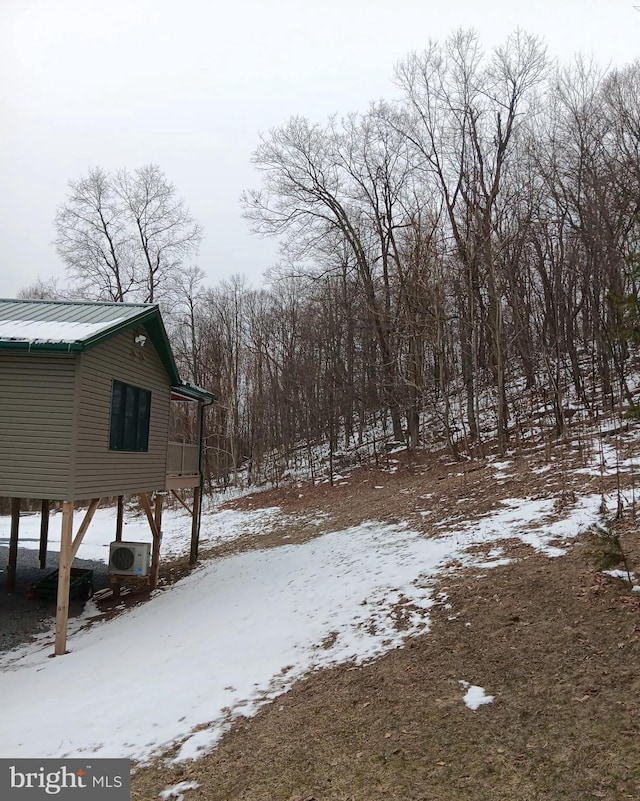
[139, 492, 159, 538]
[152, 493, 164, 590]
[115, 496, 124, 541]
[189, 396, 208, 566]
[70, 499, 100, 560]
[113, 496, 124, 600]
[6, 498, 20, 593]
[170, 489, 193, 515]
[189, 485, 201, 565]
[39, 500, 50, 569]
[54, 501, 74, 656]
[139, 493, 161, 590]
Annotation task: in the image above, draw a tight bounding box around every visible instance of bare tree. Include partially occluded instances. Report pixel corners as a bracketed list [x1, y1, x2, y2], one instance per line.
[17, 276, 65, 301]
[170, 265, 207, 385]
[54, 164, 202, 304]
[54, 167, 134, 301]
[395, 29, 547, 451]
[115, 165, 202, 303]
[242, 114, 410, 441]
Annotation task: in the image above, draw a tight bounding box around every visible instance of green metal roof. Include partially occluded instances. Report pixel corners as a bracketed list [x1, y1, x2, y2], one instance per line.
[0, 298, 152, 328]
[0, 298, 187, 392]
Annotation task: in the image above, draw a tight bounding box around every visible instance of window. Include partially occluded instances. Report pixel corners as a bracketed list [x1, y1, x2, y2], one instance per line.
[109, 381, 151, 451]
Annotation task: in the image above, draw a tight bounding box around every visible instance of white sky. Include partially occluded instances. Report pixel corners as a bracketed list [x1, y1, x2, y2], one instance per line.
[1, 0, 639, 298]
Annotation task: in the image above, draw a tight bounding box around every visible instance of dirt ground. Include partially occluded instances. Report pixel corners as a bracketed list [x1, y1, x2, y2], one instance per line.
[130, 437, 640, 801]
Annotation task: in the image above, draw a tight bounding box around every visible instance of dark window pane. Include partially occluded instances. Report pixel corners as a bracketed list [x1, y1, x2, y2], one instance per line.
[109, 381, 151, 452]
[109, 381, 125, 450]
[136, 390, 151, 450]
[123, 385, 138, 450]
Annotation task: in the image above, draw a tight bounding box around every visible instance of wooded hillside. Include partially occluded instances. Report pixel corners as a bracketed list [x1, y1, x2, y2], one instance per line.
[37, 32, 640, 488]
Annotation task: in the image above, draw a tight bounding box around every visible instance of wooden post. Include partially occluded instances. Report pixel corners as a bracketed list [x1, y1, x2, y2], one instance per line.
[139, 493, 161, 590]
[6, 498, 20, 593]
[151, 493, 164, 590]
[189, 485, 201, 565]
[70, 499, 100, 560]
[189, 396, 207, 566]
[170, 489, 193, 514]
[113, 496, 124, 600]
[39, 500, 50, 569]
[54, 501, 74, 656]
[115, 496, 124, 541]
[139, 492, 158, 537]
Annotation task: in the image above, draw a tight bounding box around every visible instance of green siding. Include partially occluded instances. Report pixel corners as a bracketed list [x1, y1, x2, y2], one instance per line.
[72, 327, 170, 500]
[0, 323, 175, 502]
[0, 353, 75, 498]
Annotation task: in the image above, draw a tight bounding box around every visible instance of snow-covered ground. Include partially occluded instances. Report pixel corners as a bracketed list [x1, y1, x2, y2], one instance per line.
[0, 489, 615, 764]
[460, 681, 495, 710]
[0, 501, 285, 563]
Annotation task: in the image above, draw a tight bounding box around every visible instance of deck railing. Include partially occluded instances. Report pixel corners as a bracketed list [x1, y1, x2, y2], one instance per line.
[167, 442, 199, 476]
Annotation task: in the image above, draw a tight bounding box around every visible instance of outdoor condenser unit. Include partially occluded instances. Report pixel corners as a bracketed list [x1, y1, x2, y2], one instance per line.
[108, 541, 152, 577]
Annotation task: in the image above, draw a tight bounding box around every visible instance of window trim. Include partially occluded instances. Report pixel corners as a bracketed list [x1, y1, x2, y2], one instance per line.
[109, 380, 152, 452]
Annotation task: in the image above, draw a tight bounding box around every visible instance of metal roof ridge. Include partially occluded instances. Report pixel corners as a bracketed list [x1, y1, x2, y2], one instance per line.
[0, 298, 157, 309]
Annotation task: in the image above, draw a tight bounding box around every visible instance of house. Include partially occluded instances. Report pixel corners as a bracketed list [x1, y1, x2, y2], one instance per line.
[0, 298, 214, 655]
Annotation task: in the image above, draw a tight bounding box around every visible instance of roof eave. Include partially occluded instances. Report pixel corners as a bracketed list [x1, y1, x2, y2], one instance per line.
[0, 340, 83, 353]
[80, 306, 181, 386]
[80, 306, 159, 349]
[171, 383, 216, 403]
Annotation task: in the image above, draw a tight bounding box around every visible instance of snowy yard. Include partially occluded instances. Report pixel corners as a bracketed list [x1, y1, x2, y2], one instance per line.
[0, 501, 284, 564]
[0, 490, 610, 764]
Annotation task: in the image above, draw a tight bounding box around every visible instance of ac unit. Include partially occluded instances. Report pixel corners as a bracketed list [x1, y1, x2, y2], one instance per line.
[108, 541, 152, 577]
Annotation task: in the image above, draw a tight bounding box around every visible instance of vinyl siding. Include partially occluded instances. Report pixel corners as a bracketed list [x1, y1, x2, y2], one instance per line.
[72, 327, 170, 499]
[0, 353, 75, 499]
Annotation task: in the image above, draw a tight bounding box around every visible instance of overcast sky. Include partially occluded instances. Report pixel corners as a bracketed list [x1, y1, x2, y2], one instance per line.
[1, 0, 639, 299]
